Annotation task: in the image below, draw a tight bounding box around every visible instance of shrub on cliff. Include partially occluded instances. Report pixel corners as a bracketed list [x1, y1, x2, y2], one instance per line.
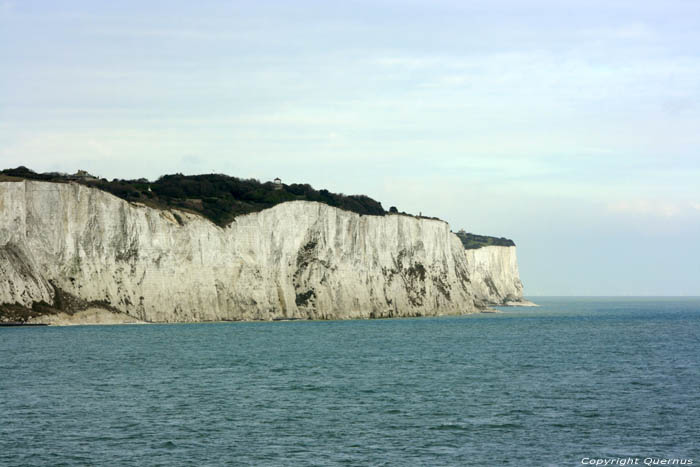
[1, 167, 389, 226]
[454, 230, 515, 249]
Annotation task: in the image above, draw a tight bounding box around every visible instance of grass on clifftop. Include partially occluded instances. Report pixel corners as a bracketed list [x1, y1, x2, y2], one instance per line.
[1, 166, 514, 248]
[2, 166, 386, 225]
[454, 230, 515, 249]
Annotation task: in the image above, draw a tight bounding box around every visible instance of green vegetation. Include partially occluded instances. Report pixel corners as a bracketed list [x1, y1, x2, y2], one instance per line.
[1, 167, 516, 249]
[1, 166, 386, 226]
[454, 230, 515, 249]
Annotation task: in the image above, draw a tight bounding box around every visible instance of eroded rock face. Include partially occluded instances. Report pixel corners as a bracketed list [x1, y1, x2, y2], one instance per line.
[0, 181, 528, 322]
[464, 246, 525, 306]
[0, 243, 54, 308]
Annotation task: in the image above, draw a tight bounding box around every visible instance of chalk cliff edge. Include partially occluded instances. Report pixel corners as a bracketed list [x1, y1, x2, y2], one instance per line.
[0, 181, 533, 324]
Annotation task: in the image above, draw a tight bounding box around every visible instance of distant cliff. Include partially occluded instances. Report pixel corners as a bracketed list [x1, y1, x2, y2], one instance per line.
[0, 180, 532, 324]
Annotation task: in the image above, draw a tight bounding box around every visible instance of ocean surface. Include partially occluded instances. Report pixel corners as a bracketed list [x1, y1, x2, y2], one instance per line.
[1, 297, 699, 466]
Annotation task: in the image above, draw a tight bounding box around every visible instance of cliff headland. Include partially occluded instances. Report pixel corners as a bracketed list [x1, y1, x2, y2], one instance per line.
[0, 168, 534, 325]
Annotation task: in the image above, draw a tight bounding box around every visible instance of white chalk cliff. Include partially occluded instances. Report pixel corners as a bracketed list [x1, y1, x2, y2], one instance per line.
[0, 180, 531, 323]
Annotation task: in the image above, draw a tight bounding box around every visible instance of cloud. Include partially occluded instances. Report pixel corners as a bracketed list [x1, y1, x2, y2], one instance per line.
[606, 200, 695, 218]
[373, 56, 443, 69]
[581, 22, 656, 41]
[0, 1, 14, 19]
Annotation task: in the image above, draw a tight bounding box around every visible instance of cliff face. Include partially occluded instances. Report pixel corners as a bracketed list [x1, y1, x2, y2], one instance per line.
[464, 246, 526, 306]
[0, 181, 529, 323]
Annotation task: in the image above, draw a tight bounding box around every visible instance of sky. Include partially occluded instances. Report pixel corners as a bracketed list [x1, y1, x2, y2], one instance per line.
[1, 0, 699, 296]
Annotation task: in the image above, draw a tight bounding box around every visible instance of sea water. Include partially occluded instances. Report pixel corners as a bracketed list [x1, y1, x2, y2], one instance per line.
[1, 298, 699, 466]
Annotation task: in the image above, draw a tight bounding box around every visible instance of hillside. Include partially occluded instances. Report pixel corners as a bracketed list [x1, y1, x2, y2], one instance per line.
[1, 166, 514, 248]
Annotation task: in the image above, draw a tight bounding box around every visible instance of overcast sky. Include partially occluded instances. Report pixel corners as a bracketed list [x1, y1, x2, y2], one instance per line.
[1, 0, 699, 295]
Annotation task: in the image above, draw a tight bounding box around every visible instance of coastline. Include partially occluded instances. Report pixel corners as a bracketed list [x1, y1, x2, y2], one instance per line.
[11, 301, 541, 326]
[19, 307, 489, 326]
[25, 308, 145, 326]
[504, 299, 539, 307]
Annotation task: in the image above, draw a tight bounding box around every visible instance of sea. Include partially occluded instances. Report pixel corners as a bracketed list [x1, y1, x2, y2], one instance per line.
[1, 297, 699, 466]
